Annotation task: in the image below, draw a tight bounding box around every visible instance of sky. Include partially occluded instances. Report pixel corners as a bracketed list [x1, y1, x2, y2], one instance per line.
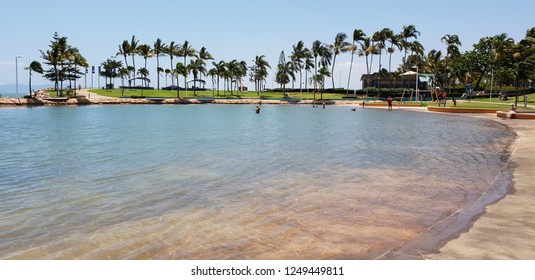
[1, 0, 534, 92]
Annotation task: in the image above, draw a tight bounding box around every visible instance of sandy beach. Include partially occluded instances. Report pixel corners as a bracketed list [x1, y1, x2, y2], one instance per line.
[424, 114, 535, 259]
[366, 106, 535, 259]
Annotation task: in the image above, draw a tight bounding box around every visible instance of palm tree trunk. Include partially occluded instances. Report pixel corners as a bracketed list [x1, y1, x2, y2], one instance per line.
[331, 54, 337, 89]
[347, 50, 355, 96]
[131, 56, 136, 87]
[183, 56, 187, 92]
[156, 56, 160, 90]
[28, 70, 32, 96]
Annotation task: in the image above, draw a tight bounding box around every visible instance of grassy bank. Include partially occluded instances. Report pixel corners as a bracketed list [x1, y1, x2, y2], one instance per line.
[89, 88, 351, 100]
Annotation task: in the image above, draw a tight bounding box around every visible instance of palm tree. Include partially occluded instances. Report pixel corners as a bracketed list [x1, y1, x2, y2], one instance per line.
[178, 40, 197, 90]
[315, 66, 331, 100]
[164, 69, 171, 88]
[197, 46, 213, 85]
[303, 51, 314, 92]
[100, 58, 122, 91]
[400, 25, 421, 66]
[25, 60, 44, 95]
[387, 33, 402, 73]
[441, 34, 462, 59]
[312, 40, 322, 89]
[291, 41, 308, 93]
[188, 58, 207, 96]
[212, 61, 225, 95]
[117, 40, 131, 79]
[137, 68, 149, 95]
[153, 38, 167, 90]
[128, 35, 139, 85]
[358, 37, 372, 90]
[118, 67, 129, 95]
[347, 29, 366, 95]
[174, 62, 188, 98]
[252, 55, 271, 94]
[441, 34, 462, 92]
[165, 41, 179, 87]
[207, 68, 217, 97]
[425, 49, 445, 90]
[137, 44, 154, 87]
[275, 51, 294, 95]
[235, 60, 248, 92]
[69, 49, 89, 94]
[331, 32, 351, 88]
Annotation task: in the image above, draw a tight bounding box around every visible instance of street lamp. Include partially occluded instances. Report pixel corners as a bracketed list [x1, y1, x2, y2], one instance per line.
[412, 66, 419, 102]
[16, 55, 22, 98]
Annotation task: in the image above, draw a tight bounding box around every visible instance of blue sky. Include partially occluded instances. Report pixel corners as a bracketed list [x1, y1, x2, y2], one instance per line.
[1, 0, 534, 91]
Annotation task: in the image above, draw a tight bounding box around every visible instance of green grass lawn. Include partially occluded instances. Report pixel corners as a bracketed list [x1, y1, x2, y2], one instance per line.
[86, 88, 534, 110]
[89, 88, 351, 100]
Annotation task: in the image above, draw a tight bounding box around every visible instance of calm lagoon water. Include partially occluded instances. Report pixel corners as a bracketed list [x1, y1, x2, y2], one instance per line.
[0, 104, 515, 259]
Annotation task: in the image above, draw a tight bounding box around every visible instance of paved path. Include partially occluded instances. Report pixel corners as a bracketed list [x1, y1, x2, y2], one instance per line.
[77, 88, 113, 99]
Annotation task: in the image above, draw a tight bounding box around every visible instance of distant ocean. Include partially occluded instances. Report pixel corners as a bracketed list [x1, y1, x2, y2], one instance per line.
[0, 83, 53, 97]
[0, 105, 515, 259]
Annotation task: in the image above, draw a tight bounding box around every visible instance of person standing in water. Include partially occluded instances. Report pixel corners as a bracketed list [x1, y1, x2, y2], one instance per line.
[255, 105, 260, 114]
[387, 96, 393, 111]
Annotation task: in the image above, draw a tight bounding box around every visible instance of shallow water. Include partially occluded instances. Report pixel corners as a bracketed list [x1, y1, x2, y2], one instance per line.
[0, 105, 514, 259]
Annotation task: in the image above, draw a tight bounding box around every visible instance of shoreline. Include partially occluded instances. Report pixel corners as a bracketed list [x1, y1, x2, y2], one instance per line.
[1, 98, 533, 259]
[424, 114, 535, 259]
[373, 109, 535, 259]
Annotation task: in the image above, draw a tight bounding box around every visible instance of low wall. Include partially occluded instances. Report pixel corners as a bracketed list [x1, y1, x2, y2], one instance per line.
[497, 111, 535, 119]
[427, 106, 498, 114]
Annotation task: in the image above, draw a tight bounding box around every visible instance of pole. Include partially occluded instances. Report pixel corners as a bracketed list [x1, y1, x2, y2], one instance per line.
[412, 66, 418, 102]
[15, 55, 22, 97]
[490, 68, 494, 102]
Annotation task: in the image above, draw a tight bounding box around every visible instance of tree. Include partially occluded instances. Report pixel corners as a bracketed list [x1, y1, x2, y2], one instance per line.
[68, 49, 89, 94]
[330, 32, 351, 88]
[40, 33, 87, 96]
[118, 67, 129, 95]
[311, 40, 322, 89]
[347, 29, 366, 95]
[165, 41, 179, 87]
[153, 38, 167, 90]
[137, 68, 149, 88]
[275, 51, 294, 94]
[250, 55, 271, 94]
[128, 36, 139, 85]
[137, 44, 154, 87]
[313, 66, 331, 100]
[212, 60, 226, 95]
[358, 37, 375, 94]
[208, 68, 217, 97]
[178, 40, 197, 89]
[117, 40, 131, 80]
[198, 47, 213, 85]
[291, 41, 308, 93]
[100, 58, 122, 90]
[303, 51, 314, 92]
[40, 33, 65, 94]
[25, 60, 43, 95]
[174, 62, 188, 98]
[188, 58, 207, 96]
[400, 25, 420, 68]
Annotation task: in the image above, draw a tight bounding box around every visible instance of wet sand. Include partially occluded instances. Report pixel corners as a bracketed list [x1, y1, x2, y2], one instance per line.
[370, 106, 535, 259]
[425, 114, 535, 259]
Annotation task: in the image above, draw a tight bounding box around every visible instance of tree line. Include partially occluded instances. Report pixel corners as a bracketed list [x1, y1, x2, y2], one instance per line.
[32, 26, 535, 99]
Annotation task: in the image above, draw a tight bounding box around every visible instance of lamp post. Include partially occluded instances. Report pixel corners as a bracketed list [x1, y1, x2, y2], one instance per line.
[16, 55, 22, 98]
[412, 66, 419, 102]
